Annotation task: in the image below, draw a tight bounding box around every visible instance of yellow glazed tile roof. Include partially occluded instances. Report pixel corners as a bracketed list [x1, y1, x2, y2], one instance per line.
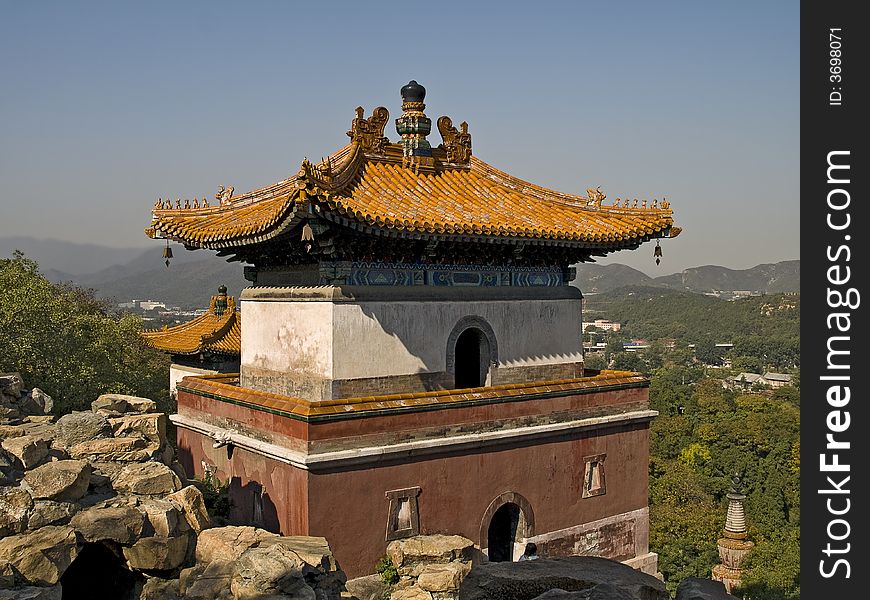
[141, 294, 240, 356]
[147, 135, 678, 249]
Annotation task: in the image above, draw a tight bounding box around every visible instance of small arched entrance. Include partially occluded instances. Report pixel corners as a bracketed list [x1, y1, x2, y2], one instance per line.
[480, 492, 535, 562]
[454, 328, 490, 389]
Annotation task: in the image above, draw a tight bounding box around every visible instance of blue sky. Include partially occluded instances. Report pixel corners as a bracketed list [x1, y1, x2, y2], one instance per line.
[0, 1, 798, 275]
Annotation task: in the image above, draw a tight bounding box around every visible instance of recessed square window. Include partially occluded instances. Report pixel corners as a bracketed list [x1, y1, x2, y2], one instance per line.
[385, 487, 422, 541]
[582, 453, 606, 498]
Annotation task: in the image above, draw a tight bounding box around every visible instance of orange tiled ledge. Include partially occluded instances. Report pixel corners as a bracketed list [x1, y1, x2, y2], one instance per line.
[177, 370, 648, 421]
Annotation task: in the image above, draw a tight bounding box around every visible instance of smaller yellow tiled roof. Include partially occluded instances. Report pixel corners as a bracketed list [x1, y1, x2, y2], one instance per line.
[141, 293, 240, 356]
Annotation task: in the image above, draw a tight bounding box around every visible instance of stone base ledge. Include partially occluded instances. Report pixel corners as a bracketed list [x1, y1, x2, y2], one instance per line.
[622, 552, 659, 576]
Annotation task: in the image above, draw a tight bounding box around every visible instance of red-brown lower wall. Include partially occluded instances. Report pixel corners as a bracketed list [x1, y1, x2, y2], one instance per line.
[177, 420, 650, 578]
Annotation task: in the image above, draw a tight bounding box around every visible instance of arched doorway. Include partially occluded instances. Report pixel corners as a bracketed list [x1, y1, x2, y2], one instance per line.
[487, 502, 522, 562]
[454, 328, 490, 389]
[480, 492, 535, 562]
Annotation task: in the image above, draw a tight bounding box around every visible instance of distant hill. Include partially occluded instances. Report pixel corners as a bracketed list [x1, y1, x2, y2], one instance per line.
[8, 239, 249, 308]
[0, 237, 149, 276]
[7, 237, 798, 308]
[574, 260, 799, 295]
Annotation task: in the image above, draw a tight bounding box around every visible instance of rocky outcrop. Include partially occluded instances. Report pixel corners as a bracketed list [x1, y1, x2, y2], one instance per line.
[384, 535, 476, 600]
[0, 374, 350, 599]
[458, 556, 668, 600]
[675, 578, 739, 600]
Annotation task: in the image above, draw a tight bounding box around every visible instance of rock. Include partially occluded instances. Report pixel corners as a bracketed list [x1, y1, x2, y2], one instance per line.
[113, 461, 182, 496]
[195, 526, 280, 563]
[109, 413, 167, 445]
[1, 435, 49, 469]
[387, 535, 475, 577]
[0, 449, 21, 484]
[166, 485, 211, 533]
[16, 389, 53, 416]
[458, 557, 668, 600]
[0, 559, 15, 588]
[416, 562, 470, 592]
[70, 505, 144, 544]
[180, 560, 235, 600]
[138, 498, 185, 537]
[0, 375, 24, 399]
[0, 487, 33, 535]
[346, 574, 391, 600]
[26, 501, 78, 529]
[138, 576, 182, 600]
[675, 577, 739, 600]
[123, 534, 189, 571]
[231, 544, 315, 600]
[53, 412, 110, 448]
[390, 589, 432, 600]
[68, 436, 156, 462]
[531, 584, 637, 600]
[0, 586, 62, 600]
[22, 460, 90, 502]
[0, 406, 22, 422]
[0, 526, 78, 585]
[92, 394, 157, 415]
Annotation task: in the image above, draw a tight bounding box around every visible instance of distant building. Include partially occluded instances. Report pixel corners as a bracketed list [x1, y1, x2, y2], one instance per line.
[138, 300, 167, 311]
[583, 319, 622, 332]
[623, 340, 650, 352]
[761, 372, 793, 388]
[723, 373, 763, 391]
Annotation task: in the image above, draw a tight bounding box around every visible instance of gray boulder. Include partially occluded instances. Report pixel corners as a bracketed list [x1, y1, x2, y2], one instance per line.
[0, 586, 62, 600]
[26, 500, 78, 529]
[16, 389, 53, 416]
[675, 578, 739, 600]
[53, 412, 111, 448]
[532, 584, 637, 599]
[0, 374, 24, 400]
[346, 574, 391, 600]
[458, 557, 668, 600]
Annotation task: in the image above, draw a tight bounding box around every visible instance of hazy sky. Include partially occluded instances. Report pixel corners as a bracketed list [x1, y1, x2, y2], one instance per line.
[0, 1, 798, 275]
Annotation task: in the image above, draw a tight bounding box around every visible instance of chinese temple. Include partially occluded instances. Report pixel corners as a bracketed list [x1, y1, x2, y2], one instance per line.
[141, 285, 240, 396]
[145, 81, 680, 577]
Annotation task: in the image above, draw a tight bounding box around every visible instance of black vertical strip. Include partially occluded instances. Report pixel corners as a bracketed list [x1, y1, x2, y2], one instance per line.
[801, 2, 868, 596]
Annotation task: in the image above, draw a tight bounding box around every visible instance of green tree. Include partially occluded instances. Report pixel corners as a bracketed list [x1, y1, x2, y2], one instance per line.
[0, 252, 170, 414]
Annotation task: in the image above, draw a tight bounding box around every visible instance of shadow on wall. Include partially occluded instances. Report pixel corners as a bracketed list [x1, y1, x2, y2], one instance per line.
[229, 477, 281, 533]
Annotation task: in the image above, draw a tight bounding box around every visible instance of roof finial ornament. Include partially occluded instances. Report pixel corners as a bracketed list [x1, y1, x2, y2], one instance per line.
[216, 185, 234, 205]
[396, 80, 434, 171]
[586, 186, 606, 207]
[347, 106, 390, 154]
[437, 116, 472, 164]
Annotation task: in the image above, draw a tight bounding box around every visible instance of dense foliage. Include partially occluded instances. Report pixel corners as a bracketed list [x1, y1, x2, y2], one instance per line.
[589, 289, 802, 598]
[585, 288, 799, 370]
[0, 252, 170, 414]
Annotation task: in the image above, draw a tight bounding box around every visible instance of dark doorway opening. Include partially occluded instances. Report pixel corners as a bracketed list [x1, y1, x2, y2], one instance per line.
[454, 328, 489, 389]
[61, 542, 138, 600]
[487, 502, 521, 562]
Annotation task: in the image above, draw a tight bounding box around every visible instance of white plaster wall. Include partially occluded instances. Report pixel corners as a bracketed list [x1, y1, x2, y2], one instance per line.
[331, 299, 583, 380]
[241, 301, 334, 378]
[170, 364, 219, 396]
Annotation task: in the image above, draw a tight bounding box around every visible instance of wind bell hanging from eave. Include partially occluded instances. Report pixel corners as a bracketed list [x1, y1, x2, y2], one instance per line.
[653, 240, 662, 266]
[162, 240, 173, 268]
